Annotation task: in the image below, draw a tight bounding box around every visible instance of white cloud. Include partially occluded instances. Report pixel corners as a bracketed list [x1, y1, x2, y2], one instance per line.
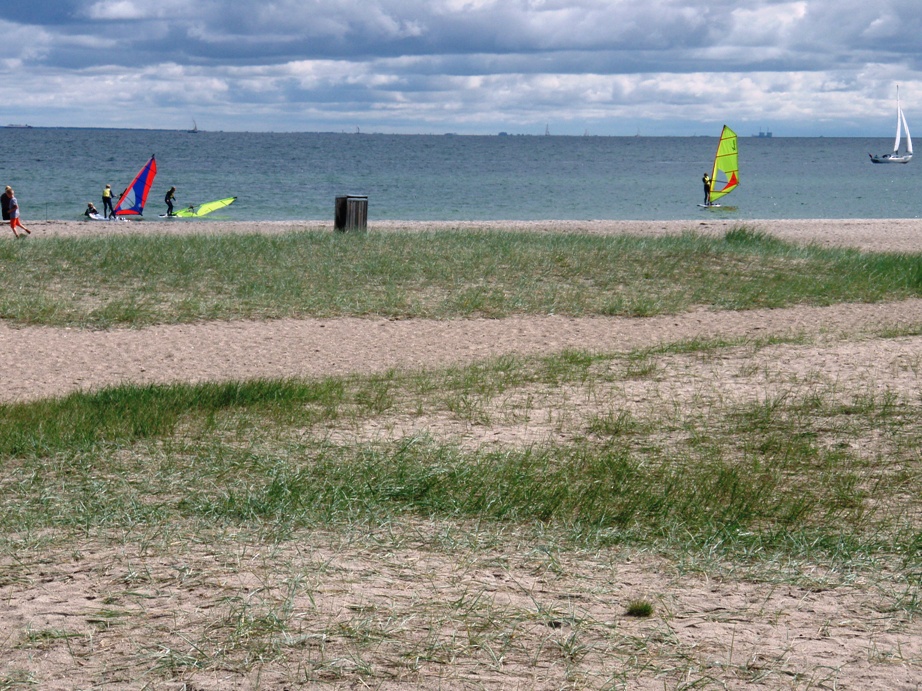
[3, 1, 922, 133]
[83, 0, 192, 20]
[729, 3, 808, 46]
[84, 1, 151, 20]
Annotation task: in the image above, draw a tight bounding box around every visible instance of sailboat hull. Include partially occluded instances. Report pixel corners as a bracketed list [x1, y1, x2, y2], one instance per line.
[869, 154, 912, 163]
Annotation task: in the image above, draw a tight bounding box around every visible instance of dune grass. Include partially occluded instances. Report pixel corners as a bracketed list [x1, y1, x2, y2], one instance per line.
[2, 341, 919, 578]
[2, 226, 922, 326]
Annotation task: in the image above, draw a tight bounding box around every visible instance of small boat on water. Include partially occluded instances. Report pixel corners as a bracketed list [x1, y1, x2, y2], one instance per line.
[870, 87, 912, 164]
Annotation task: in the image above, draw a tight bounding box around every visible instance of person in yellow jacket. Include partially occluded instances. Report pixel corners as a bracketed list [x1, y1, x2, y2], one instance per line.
[102, 183, 115, 218]
[702, 172, 711, 206]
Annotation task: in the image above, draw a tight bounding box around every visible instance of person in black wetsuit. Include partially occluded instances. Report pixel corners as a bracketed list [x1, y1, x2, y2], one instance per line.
[165, 186, 176, 216]
[702, 172, 711, 206]
[1, 186, 10, 221]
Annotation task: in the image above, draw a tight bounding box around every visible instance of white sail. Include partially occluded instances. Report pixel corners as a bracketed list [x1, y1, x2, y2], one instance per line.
[870, 86, 912, 163]
[893, 102, 903, 154]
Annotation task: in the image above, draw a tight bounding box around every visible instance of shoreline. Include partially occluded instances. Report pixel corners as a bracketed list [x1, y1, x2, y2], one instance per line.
[7, 217, 922, 253]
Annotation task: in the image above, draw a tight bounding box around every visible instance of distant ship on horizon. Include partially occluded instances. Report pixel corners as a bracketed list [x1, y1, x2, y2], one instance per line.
[5, 124, 33, 129]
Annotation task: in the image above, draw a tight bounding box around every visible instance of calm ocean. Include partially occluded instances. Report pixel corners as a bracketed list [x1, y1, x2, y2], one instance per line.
[1, 128, 919, 222]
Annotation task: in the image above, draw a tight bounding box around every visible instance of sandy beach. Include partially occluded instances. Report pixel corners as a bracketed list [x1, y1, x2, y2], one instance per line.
[3, 217, 922, 689]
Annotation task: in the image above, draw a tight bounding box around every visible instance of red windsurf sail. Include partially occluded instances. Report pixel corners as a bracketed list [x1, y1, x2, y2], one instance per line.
[114, 155, 157, 216]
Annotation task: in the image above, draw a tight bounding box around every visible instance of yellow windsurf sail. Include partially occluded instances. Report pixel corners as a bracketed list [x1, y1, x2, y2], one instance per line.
[174, 196, 237, 218]
[708, 125, 739, 203]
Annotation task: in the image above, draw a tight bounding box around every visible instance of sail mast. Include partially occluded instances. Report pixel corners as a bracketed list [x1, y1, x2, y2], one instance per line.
[894, 86, 903, 154]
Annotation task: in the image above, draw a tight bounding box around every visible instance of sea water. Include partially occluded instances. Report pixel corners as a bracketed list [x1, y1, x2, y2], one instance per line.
[1, 127, 920, 222]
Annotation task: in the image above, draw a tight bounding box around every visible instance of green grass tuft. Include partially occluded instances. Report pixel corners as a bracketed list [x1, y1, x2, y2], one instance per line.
[625, 600, 654, 618]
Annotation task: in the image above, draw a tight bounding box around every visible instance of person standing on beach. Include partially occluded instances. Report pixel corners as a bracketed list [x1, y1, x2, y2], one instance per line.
[7, 187, 31, 238]
[1, 186, 10, 222]
[164, 186, 176, 216]
[102, 183, 115, 219]
[702, 172, 711, 206]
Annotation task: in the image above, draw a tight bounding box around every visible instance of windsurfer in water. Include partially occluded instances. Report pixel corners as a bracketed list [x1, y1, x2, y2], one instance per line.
[165, 186, 176, 216]
[85, 202, 99, 218]
[702, 172, 711, 206]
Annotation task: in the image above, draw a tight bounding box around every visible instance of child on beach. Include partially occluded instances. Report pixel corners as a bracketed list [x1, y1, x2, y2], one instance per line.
[7, 187, 31, 238]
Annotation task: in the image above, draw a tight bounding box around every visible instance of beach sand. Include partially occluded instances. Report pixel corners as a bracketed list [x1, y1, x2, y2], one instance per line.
[3, 218, 922, 689]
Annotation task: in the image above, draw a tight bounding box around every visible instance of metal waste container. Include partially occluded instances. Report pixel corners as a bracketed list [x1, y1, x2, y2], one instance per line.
[334, 195, 368, 231]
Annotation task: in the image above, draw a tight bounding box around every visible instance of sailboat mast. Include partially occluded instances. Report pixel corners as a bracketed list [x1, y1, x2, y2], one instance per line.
[894, 86, 903, 154]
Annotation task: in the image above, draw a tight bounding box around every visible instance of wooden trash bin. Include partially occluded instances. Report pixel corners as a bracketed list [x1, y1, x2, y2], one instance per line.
[334, 195, 368, 231]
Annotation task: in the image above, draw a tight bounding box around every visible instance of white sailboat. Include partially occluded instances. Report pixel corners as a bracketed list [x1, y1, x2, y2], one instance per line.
[870, 87, 912, 164]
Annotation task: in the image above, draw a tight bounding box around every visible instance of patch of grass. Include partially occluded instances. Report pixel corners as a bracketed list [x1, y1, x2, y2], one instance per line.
[4, 227, 922, 326]
[0, 378, 347, 456]
[587, 409, 647, 437]
[625, 600, 654, 618]
[21, 628, 84, 648]
[1, 335, 919, 574]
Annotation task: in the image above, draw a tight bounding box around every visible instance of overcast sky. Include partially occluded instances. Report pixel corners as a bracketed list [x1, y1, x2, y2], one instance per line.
[2, 0, 921, 135]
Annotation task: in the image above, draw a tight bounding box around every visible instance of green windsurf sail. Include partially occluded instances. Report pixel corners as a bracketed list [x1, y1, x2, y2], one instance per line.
[174, 196, 237, 218]
[708, 126, 739, 203]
